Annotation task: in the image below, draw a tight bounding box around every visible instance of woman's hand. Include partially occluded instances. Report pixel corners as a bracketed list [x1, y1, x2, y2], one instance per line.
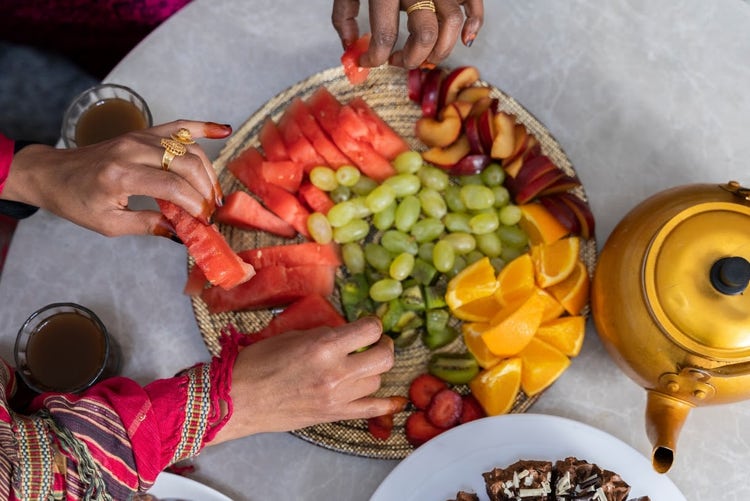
[332, 0, 484, 69]
[213, 317, 399, 443]
[1, 120, 231, 238]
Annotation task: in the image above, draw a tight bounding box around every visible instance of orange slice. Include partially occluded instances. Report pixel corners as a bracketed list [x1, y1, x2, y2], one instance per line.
[445, 256, 498, 311]
[494, 253, 535, 307]
[469, 357, 522, 415]
[462, 322, 502, 369]
[453, 294, 502, 322]
[537, 287, 566, 323]
[530, 236, 580, 288]
[518, 202, 569, 245]
[481, 288, 546, 357]
[518, 337, 571, 396]
[535, 315, 586, 357]
[546, 259, 590, 315]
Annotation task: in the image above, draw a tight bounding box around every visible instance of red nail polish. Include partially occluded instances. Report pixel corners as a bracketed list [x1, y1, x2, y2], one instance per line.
[204, 122, 233, 139]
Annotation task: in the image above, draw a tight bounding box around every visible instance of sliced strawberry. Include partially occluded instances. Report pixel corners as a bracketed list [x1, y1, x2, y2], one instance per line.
[459, 394, 486, 424]
[367, 414, 394, 441]
[408, 373, 448, 410]
[405, 411, 446, 447]
[426, 388, 463, 428]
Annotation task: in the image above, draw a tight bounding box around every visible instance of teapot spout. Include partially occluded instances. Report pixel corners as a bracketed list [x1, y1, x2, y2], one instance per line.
[645, 390, 694, 473]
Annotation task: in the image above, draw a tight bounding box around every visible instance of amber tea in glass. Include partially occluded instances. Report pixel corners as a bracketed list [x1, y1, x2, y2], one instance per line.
[14, 303, 120, 394]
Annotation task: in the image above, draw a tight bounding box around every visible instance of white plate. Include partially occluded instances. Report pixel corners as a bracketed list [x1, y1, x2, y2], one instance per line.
[148, 472, 232, 500]
[370, 414, 685, 501]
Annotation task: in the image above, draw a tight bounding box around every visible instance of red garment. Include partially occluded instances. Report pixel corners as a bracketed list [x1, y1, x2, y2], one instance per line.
[0, 327, 241, 499]
[0, 1, 192, 78]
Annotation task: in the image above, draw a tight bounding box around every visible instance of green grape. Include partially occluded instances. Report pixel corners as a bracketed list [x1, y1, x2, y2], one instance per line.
[309, 166, 338, 192]
[500, 245, 526, 262]
[333, 219, 370, 243]
[443, 185, 466, 212]
[370, 278, 403, 302]
[465, 249, 485, 264]
[342, 242, 366, 273]
[418, 165, 450, 191]
[444, 212, 472, 233]
[348, 196, 372, 218]
[460, 184, 495, 211]
[394, 195, 421, 232]
[373, 201, 396, 230]
[411, 217, 445, 243]
[335, 165, 361, 186]
[475, 232, 503, 258]
[393, 150, 423, 174]
[418, 242, 435, 262]
[380, 230, 418, 255]
[432, 239, 456, 273]
[497, 224, 529, 248]
[480, 163, 505, 186]
[329, 185, 351, 203]
[307, 212, 333, 244]
[447, 255, 468, 278]
[458, 174, 484, 185]
[498, 204, 523, 226]
[442, 232, 476, 255]
[490, 257, 507, 273]
[326, 201, 356, 227]
[364, 243, 392, 272]
[469, 211, 500, 234]
[492, 185, 511, 207]
[351, 176, 378, 196]
[418, 188, 447, 219]
[366, 184, 397, 213]
[389, 252, 415, 281]
[384, 173, 421, 197]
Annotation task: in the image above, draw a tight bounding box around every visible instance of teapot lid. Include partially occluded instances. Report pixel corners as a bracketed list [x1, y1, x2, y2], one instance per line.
[644, 192, 750, 360]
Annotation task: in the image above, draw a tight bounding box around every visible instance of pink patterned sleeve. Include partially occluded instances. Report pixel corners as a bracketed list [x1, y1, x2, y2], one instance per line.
[0, 133, 14, 195]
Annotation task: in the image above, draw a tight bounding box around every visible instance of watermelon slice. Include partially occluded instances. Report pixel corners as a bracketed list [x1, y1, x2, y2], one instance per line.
[348, 97, 410, 159]
[201, 264, 336, 313]
[158, 199, 255, 290]
[277, 110, 326, 172]
[249, 294, 346, 342]
[297, 181, 335, 214]
[214, 191, 296, 238]
[259, 118, 289, 161]
[258, 159, 304, 193]
[341, 34, 371, 85]
[287, 98, 352, 168]
[237, 242, 341, 269]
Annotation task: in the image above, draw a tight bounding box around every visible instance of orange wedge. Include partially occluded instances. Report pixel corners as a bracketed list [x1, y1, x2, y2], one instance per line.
[453, 294, 502, 322]
[518, 203, 569, 245]
[518, 337, 571, 396]
[445, 256, 498, 311]
[462, 322, 502, 369]
[469, 357, 522, 415]
[547, 259, 590, 315]
[530, 236, 580, 288]
[494, 253, 535, 306]
[535, 315, 586, 357]
[537, 287, 566, 323]
[481, 288, 546, 357]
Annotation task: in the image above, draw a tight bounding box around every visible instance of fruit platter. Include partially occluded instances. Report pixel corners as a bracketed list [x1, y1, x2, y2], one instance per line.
[182, 64, 597, 459]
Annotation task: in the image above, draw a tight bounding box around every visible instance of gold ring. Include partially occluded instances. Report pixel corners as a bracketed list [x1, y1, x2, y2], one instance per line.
[406, 0, 436, 14]
[160, 138, 187, 171]
[171, 127, 196, 145]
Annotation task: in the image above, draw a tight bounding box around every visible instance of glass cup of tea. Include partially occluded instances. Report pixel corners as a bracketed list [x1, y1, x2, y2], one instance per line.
[14, 303, 121, 394]
[61, 83, 153, 148]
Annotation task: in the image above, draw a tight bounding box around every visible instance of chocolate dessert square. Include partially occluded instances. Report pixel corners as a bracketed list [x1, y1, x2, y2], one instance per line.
[483, 459, 553, 500]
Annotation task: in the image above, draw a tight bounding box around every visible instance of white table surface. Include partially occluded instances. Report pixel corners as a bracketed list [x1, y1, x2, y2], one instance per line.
[1, 0, 749, 499]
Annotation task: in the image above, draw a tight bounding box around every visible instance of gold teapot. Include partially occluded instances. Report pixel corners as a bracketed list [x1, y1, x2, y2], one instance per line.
[591, 181, 750, 473]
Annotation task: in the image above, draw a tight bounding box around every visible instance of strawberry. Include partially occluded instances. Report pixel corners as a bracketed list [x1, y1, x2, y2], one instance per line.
[367, 414, 394, 441]
[426, 388, 463, 428]
[459, 394, 486, 424]
[408, 373, 448, 410]
[404, 411, 445, 447]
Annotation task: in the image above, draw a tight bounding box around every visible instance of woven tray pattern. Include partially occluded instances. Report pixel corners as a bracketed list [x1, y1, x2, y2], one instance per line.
[190, 65, 597, 459]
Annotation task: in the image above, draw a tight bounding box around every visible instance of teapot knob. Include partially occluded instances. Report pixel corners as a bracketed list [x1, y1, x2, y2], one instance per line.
[709, 256, 750, 296]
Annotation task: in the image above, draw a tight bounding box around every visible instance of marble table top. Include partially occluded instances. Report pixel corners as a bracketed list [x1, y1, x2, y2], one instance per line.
[1, 0, 749, 499]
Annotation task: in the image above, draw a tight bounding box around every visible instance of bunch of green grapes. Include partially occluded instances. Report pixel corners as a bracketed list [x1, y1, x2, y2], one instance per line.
[306, 151, 529, 350]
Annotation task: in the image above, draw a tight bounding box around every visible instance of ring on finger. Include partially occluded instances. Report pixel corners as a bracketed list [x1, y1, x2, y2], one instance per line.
[171, 127, 196, 145]
[406, 0, 436, 15]
[160, 138, 187, 171]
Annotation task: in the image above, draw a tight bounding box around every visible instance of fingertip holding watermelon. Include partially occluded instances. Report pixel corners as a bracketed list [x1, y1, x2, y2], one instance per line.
[341, 34, 371, 85]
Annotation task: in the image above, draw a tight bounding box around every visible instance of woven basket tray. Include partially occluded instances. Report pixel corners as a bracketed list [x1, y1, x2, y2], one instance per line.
[190, 65, 598, 459]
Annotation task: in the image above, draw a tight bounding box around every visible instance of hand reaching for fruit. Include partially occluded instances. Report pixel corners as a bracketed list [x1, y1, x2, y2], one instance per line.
[332, 0, 485, 69]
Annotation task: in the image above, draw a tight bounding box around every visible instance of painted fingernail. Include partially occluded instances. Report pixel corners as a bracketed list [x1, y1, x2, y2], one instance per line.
[419, 61, 437, 70]
[204, 122, 233, 139]
[214, 182, 224, 207]
[464, 33, 477, 47]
